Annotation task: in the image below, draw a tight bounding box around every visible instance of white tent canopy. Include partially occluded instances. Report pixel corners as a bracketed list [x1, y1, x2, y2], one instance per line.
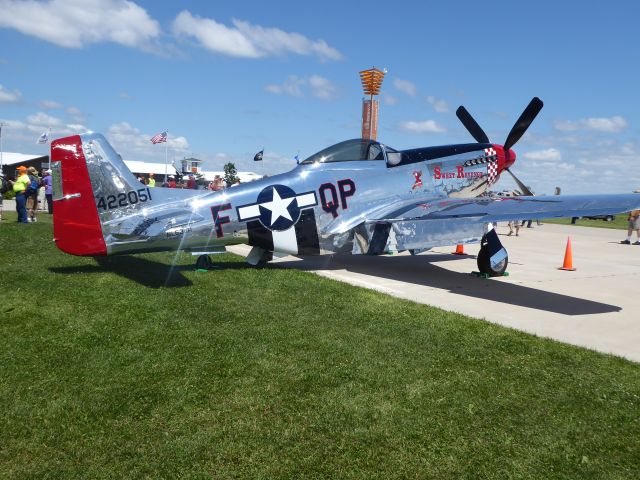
[124, 160, 178, 176]
[1, 152, 47, 166]
[200, 170, 263, 183]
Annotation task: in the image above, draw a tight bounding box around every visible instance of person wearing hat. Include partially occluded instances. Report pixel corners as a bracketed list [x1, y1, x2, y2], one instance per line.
[165, 175, 176, 188]
[25, 166, 41, 222]
[147, 173, 156, 188]
[13, 165, 30, 223]
[212, 174, 224, 191]
[0, 173, 7, 221]
[42, 169, 54, 214]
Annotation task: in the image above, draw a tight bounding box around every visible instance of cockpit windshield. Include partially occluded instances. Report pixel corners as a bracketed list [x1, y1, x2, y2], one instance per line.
[300, 139, 390, 164]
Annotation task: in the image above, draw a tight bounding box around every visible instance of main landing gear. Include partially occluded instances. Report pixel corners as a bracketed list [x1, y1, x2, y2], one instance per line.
[476, 229, 508, 277]
[245, 246, 273, 267]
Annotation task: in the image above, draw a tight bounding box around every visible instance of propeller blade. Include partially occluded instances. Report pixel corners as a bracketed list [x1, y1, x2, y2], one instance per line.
[505, 167, 534, 196]
[456, 106, 490, 143]
[503, 97, 544, 151]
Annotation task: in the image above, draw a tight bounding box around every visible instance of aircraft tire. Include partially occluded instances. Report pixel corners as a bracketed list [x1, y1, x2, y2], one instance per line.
[196, 254, 213, 270]
[477, 244, 508, 277]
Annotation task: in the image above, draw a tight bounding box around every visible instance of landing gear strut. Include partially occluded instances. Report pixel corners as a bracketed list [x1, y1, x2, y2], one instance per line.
[195, 254, 213, 270]
[477, 230, 508, 277]
[245, 246, 273, 267]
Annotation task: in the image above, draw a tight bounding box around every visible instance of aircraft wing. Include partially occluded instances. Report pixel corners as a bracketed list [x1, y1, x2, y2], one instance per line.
[325, 193, 640, 236]
[323, 193, 640, 254]
[367, 194, 640, 224]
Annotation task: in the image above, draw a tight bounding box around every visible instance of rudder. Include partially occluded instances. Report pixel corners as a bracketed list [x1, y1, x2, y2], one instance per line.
[51, 134, 107, 256]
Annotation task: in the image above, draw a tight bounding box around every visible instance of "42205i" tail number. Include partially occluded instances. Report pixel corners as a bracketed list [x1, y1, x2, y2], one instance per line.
[96, 187, 152, 211]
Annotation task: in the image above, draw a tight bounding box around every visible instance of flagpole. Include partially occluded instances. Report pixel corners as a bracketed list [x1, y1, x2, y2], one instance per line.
[164, 130, 169, 183]
[0, 122, 4, 173]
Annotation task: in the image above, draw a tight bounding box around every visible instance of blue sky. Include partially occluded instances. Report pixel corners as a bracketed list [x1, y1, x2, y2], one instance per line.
[1, 0, 639, 193]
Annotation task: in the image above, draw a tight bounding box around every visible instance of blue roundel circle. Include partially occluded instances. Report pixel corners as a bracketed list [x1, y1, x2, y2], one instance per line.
[256, 184, 301, 231]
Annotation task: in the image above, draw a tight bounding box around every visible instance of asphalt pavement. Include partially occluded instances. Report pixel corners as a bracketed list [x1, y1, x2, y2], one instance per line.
[230, 223, 640, 362]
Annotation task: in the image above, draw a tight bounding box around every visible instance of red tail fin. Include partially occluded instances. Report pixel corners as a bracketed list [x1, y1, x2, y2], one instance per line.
[51, 135, 106, 256]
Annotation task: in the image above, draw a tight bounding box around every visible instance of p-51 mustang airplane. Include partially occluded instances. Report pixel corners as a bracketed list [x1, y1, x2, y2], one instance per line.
[51, 98, 640, 276]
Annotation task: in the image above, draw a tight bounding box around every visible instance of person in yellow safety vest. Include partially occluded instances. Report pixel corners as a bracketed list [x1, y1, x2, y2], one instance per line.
[148, 173, 156, 188]
[13, 165, 30, 223]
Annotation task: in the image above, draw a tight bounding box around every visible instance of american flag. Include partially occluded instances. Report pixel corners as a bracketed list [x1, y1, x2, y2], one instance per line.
[150, 131, 167, 144]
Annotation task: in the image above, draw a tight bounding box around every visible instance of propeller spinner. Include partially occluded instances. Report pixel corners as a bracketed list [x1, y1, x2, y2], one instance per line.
[455, 97, 543, 196]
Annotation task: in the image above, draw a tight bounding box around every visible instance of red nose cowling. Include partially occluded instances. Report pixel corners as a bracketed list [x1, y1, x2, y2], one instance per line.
[492, 144, 516, 174]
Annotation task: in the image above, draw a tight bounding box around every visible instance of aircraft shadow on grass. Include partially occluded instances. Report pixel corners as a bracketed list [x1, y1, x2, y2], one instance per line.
[49, 255, 251, 288]
[50, 256, 191, 288]
[49, 251, 620, 314]
[272, 253, 621, 316]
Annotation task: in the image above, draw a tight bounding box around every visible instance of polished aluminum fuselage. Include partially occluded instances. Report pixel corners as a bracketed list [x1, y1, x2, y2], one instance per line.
[77, 134, 493, 256]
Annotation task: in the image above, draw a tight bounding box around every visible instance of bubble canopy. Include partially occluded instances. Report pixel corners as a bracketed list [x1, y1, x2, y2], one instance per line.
[300, 139, 398, 165]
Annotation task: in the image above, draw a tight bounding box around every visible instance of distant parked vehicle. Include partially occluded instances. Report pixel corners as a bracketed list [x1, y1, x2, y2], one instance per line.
[583, 215, 616, 222]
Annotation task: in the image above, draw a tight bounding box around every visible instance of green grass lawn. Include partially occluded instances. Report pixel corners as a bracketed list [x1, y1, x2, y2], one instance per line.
[1, 211, 639, 479]
[543, 216, 628, 229]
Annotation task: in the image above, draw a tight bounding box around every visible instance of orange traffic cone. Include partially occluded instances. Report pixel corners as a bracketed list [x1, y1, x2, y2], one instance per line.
[452, 244, 465, 255]
[559, 236, 576, 271]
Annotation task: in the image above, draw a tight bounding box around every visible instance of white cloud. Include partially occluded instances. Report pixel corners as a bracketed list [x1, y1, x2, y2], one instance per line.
[308, 75, 337, 100]
[27, 111, 64, 128]
[26, 111, 89, 136]
[0, 0, 160, 49]
[522, 148, 562, 161]
[399, 120, 446, 134]
[172, 11, 257, 58]
[0, 111, 88, 141]
[0, 118, 26, 130]
[529, 161, 574, 172]
[265, 75, 337, 100]
[66, 123, 87, 132]
[583, 116, 628, 133]
[553, 120, 578, 132]
[66, 106, 85, 122]
[426, 95, 449, 113]
[393, 78, 417, 96]
[107, 122, 190, 160]
[505, 135, 640, 194]
[233, 19, 342, 61]
[554, 115, 628, 133]
[172, 11, 342, 61]
[265, 75, 305, 97]
[383, 94, 398, 106]
[167, 135, 189, 151]
[108, 121, 143, 146]
[0, 84, 22, 103]
[39, 99, 61, 109]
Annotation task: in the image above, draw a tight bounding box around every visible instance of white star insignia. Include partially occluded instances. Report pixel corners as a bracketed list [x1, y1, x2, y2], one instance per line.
[261, 188, 294, 226]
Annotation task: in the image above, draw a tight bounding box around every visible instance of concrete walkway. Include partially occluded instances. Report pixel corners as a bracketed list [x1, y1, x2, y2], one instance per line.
[229, 223, 640, 362]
